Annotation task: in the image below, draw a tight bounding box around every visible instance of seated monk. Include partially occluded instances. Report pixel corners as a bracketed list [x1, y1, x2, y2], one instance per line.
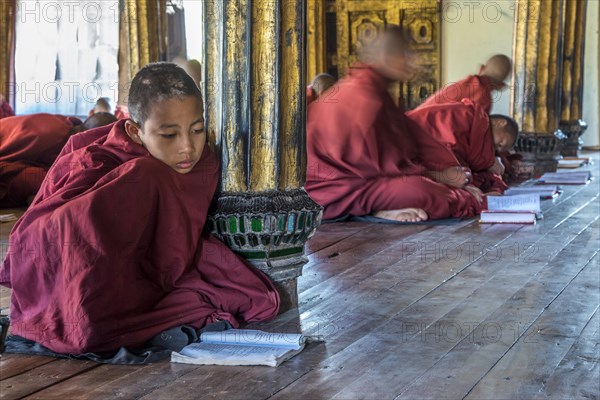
[0, 63, 279, 356]
[406, 99, 519, 195]
[306, 26, 484, 223]
[419, 54, 512, 113]
[0, 94, 15, 119]
[307, 73, 337, 105]
[0, 112, 117, 207]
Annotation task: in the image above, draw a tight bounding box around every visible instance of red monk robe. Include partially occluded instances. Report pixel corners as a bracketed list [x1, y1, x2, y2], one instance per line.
[0, 114, 81, 207]
[406, 100, 508, 194]
[419, 75, 495, 114]
[306, 66, 482, 220]
[0, 120, 279, 354]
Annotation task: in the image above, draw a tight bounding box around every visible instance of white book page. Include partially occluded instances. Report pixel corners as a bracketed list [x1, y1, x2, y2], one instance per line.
[200, 330, 304, 349]
[172, 342, 304, 367]
[487, 194, 540, 212]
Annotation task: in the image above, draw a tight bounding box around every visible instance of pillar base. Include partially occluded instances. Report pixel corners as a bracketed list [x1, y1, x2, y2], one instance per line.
[208, 189, 323, 312]
[513, 131, 567, 179]
[559, 120, 588, 157]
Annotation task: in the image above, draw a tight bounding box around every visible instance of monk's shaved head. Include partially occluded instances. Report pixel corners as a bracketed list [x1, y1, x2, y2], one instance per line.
[311, 73, 336, 98]
[480, 54, 512, 83]
[358, 25, 417, 82]
[358, 25, 411, 63]
[83, 112, 117, 131]
[94, 97, 111, 113]
[128, 62, 203, 127]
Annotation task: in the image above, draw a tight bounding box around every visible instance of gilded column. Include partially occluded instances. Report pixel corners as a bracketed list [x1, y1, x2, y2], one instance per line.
[118, 0, 168, 105]
[559, 0, 588, 157]
[203, 0, 323, 311]
[512, 0, 567, 176]
[0, 0, 16, 103]
[307, 0, 327, 83]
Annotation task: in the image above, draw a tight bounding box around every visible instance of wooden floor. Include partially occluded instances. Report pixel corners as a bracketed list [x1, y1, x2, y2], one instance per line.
[1, 155, 599, 399]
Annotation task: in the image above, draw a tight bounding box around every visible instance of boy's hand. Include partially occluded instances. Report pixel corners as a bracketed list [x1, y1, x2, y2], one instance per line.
[464, 185, 484, 203]
[432, 166, 472, 188]
[488, 157, 505, 176]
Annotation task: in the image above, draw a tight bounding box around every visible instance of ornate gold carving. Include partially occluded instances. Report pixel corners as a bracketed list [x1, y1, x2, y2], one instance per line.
[316, 0, 441, 109]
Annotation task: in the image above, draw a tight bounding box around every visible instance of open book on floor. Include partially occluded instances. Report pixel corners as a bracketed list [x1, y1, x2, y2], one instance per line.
[558, 157, 592, 169]
[539, 170, 593, 185]
[480, 194, 541, 224]
[504, 185, 561, 199]
[171, 329, 307, 367]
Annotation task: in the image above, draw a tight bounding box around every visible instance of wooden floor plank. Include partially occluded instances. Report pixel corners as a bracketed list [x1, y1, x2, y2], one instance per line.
[271, 194, 599, 399]
[299, 223, 432, 292]
[337, 217, 600, 400]
[464, 254, 600, 399]
[535, 310, 600, 400]
[0, 356, 56, 381]
[304, 221, 371, 255]
[0, 360, 98, 400]
[392, 227, 600, 400]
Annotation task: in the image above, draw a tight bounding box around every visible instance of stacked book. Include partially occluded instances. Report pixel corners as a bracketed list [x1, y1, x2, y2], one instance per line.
[539, 170, 592, 185]
[480, 194, 541, 224]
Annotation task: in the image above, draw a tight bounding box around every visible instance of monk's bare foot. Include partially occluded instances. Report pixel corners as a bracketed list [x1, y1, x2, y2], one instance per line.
[485, 191, 502, 196]
[374, 208, 429, 222]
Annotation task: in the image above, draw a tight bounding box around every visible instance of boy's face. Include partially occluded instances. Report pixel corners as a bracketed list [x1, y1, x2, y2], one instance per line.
[491, 123, 514, 153]
[127, 96, 206, 174]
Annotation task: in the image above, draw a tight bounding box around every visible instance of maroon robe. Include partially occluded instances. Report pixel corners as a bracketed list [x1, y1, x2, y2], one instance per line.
[306, 66, 482, 220]
[0, 114, 81, 206]
[406, 100, 508, 194]
[419, 75, 495, 114]
[0, 120, 279, 354]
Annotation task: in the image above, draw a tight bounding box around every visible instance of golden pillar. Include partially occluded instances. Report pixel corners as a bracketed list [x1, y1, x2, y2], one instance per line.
[0, 0, 16, 103]
[203, 0, 323, 311]
[118, 0, 168, 105]
[559, 0, 588, 156]
[511, 0, 567, 175]
[307, 0, 328, 83]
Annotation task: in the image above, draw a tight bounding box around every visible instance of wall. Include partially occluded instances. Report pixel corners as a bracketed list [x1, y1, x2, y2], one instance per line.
[582, 0, 599, 147]
[441, 0, 515, 115]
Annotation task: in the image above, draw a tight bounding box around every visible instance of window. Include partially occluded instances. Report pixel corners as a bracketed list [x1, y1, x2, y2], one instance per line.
[14, 0, 119, 117]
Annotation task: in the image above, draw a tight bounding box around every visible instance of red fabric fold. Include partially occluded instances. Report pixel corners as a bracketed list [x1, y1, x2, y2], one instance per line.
[419, 75, 495, 114]
[0, 114, 80, 206]
[1, 120, 279, 354]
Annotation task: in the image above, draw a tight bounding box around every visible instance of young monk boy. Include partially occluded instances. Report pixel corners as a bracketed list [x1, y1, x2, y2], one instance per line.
[406, 99, 519, 195]
[0, 112, 117, 207]
[1, 63, 279, 356]
[306, 26, 484, 222]
[307, 73, 337, 105]
[419, 54, 512, 113]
